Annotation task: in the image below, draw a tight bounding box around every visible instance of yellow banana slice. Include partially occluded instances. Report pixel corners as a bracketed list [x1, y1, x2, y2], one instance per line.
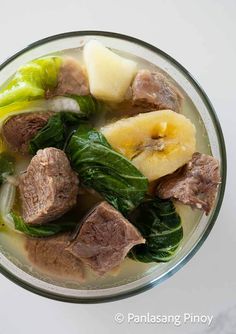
[101, 110, 196, 181]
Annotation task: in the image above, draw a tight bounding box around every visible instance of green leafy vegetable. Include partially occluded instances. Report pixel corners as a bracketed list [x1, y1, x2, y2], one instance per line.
[129, 198, 183, 262]
[28, 112, 87, 154]
[28, 95, 101, 155]
[71, 95, 102, 116]
[0, 152, 14, 184]
[29, 113, 66, 154]
[0, 57, 62, 108]
[0, 96, 99, 128]
[0, 101, 38, 125]
[66, 124, 148, 214]
[10, 212, 75, 237]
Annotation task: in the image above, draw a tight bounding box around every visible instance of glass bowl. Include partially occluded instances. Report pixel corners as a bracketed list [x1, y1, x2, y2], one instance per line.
[0, 31, 226, 303]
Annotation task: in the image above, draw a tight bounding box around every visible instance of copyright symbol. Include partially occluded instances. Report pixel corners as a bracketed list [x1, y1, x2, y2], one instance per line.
[114, 313, 125, 323]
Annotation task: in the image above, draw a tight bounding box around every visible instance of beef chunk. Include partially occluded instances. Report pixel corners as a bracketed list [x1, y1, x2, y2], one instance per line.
[132, 69, 183, 112]
[156, 152, 221, 215]
[19, 147, 79, 224]
[26, 233, 84, 281]
[2, 112, 52, 154]
[67, 201, 145, 275]
[47, 57, 89, 97]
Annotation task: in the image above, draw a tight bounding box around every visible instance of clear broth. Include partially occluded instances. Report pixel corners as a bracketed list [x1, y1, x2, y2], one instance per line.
[0, 46, 211, 289]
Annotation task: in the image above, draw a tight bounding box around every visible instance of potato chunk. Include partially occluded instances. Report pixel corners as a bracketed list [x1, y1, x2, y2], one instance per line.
[83, 40, 137, 102]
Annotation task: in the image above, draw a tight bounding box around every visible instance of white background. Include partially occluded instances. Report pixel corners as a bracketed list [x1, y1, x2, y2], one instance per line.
[0, 1, 235, 333]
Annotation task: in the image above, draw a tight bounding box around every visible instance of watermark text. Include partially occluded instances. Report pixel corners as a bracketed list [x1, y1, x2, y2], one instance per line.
[114, 312, 213, 327]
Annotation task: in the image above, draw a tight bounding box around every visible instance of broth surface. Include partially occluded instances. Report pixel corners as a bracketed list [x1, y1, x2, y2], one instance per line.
[0, 46, 211, 289]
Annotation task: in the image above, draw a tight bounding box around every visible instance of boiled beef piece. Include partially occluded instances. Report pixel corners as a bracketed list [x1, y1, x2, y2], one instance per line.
[19, 147, 79, 224]
[132, 69, 183, 112]
[26, 233, 84, 281]
[67, 201, 145, 275]
[156, 152, 221, 215]
[2, 112, 52, 154]
[47, 57, 89, 98]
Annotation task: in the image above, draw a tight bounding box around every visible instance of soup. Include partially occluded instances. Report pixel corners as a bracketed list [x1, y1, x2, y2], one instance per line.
[0, 39, 220, 289]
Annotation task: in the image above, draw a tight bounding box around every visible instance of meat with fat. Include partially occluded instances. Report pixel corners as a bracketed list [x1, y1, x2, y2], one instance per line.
[26, 232, 84, 281]
[19, 147, 79, 224]
[66, 201, 145, 275]
[47, 57, 89, 97]
[132, 69, 183, 112]
[156, 152, 221, 215]
[2, 112, 52, 154]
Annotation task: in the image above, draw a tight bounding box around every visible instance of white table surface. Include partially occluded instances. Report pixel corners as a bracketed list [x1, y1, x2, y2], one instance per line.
[0, 1, 235, 333]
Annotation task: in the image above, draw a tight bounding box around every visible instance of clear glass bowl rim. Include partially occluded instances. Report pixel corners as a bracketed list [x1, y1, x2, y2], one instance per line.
[0, 30, 227, 303]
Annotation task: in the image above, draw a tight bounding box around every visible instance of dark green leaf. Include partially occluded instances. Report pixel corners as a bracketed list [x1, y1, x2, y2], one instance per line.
[0, 152, 15, 184]
[29, 113, 65, 154]
[28, 96, 100, 155]
[10, 212, 76, 237]
[128, 198, 183, 263]
[28, 112, 84, 155]
[66, 125, 148, 214]
[71, 95, 102, 116]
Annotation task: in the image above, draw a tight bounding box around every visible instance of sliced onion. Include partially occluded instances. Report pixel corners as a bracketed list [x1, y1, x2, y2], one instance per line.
[0, 181, 16, 229]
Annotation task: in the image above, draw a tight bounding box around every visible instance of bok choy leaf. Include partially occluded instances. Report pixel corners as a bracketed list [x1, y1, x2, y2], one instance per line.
[10, 212, 76, 237]
[71, 95, 102, 116]
[66, 124, 148, 215]
[0, 57, 62, 108]
[29, 113, 66, 154]
[128, 198, 183, 263]
[0, 96, 99, 128]
[28, 112, 85, 154]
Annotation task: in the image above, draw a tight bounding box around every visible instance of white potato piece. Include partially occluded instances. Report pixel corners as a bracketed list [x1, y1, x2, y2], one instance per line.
[83, 40, 137, 102]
